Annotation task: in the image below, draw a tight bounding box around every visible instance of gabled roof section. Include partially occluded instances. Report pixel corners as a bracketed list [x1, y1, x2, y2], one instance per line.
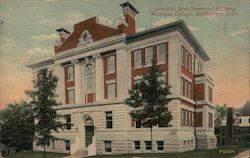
[26, 57, 54, 68]
[55, 17, 120, 53]
[126, 20, 210, 61]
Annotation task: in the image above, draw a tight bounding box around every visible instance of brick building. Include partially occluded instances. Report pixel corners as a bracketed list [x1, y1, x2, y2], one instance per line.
[28, 2, 216, 157]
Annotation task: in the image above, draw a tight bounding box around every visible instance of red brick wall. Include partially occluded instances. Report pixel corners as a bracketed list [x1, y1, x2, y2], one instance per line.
[131, 42, 168, 85]
[195, 112, 202, 127]
[195, 83, 205, 101]
[55, 17, 120, 53]
[103, 54, 117, 99]
[64, 66, 75, 104]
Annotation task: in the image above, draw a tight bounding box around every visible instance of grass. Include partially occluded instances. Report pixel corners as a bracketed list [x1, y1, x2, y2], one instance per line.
[89, 145, 250, 158]
[6, 151, 68, 158]
[5, 144, 249, 158]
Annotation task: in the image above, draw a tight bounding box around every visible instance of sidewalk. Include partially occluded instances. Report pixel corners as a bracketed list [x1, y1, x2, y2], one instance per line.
[233, 149, 250, 158]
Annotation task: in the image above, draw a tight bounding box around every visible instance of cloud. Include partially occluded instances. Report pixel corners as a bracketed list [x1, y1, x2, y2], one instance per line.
[230, 21, 250, 36]
[98, 16, 113, 27]
[39, 11, 84, 28]
[230, 29, 248, 36]
[152, 18, 176, 27]
[136, 26, 146, 32]
[0, 36, 19, 48]
[188, 26, 199, 32]
[44, 0, 94, 2]
[0, 12, 9, 18]
[30, 33, 57, 41]
[64, 11, 84, 26]
[21, 48, 53, 65]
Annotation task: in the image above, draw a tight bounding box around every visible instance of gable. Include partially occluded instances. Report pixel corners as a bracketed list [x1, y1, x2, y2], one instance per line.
[55, 17, 120, 53]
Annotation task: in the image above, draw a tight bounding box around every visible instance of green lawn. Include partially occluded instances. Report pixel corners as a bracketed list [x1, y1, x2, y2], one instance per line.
[89, 145, 249, 158]
[5, 145, 249, 158]
[6, 151, 68, 158]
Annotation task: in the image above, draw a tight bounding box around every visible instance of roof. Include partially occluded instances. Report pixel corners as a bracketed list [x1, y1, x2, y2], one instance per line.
[120, 2, 139, 14]
[127, 20, 210, 61]
[26, 57, 54, 68]
[56, 27, 71, 34]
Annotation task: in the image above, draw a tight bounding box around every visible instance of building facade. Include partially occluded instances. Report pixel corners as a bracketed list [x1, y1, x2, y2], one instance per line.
[28, 2, 216, 157]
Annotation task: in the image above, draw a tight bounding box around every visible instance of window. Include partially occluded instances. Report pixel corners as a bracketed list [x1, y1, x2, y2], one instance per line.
[136, 120, 142, 128]
[107, 82, 116, 99]
[52, 140, 55, 149]
[157, 141, 164, 151]
[65, 114, 71, 130]
[209, 113, 213, 128]
[189, 54, 192, 72]
[106, 111, 113, 128]
[185, 80, 188, 97]
[239, 118, 241, 124]
[66, 66, 74, 81]
[181, 77, 185, 96]
[49, 70, 54, 78]
[157, 75, 166, 88]
[145, 141, 152, 150]
[181, 109, 185, 126]
[134, 141, 140, 150]
[145, 47, 153, 66]
[134, 49, 142, 68]
[192, 112, 194, 127]
[208, 86, 213, 103]
[157, 43, 166, 63]
[185, 110, 188, 126]
[104, 141, 112, 152]
[134, 79, 141, 85]
[248, 118, 250, 123]
[67, 89, 75, 104]
[106, 55, 115, 73]
[188, 82, 192, 99]
[181, 46, 185, 65]
[181, 77, 192, 99]
[198, 62, 203, 74]
[65, 140, 70, 151]
[86, 66, 94, 91]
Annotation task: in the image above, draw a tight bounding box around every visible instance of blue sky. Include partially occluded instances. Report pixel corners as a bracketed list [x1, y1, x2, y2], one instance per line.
[0, 0, 249, 108]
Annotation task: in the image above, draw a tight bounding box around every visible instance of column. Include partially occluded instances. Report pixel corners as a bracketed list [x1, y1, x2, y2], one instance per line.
[54, 63, 65, 104]
[116, 46, 130, 100]
[74, 60, 83, 105]
[168, 36, 181, 97]
[95, 54, 104, 102]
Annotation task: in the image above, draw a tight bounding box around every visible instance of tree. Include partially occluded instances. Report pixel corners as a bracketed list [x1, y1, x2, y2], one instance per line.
[26, 68, 65, 158]
[215, 104, 227, 145]
[240, 101, 250, 116]
[215, 104, 227, 120]
[125, 62, 172, 152]
[0, 101, 34, 151]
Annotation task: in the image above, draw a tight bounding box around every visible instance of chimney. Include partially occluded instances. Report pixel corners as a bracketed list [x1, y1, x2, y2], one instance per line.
[118, 2, 139, 35]
[56, 27, 71, 43]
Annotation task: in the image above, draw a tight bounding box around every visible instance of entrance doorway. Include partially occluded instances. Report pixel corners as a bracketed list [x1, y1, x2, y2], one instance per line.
[84, 117, 94, 147]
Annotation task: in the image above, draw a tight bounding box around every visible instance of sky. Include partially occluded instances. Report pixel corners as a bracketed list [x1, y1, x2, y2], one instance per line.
[0, 0, 249, 108]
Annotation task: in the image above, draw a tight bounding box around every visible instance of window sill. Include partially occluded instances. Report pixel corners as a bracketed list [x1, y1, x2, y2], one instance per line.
[133, 66, 143, 70]
[181, 64, 193, 73]
[157, 61, 166, 65]
[105, 71, 115, 75]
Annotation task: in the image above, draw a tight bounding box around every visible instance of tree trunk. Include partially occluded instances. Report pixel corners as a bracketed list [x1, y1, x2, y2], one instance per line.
[150, 126, 153, 155]
[43, 144, 46, 158]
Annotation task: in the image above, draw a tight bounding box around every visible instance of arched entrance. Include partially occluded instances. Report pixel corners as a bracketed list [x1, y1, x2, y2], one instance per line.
[84, 116, 94, 147]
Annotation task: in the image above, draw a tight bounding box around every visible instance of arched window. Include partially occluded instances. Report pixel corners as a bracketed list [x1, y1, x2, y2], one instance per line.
[86, 65, 94, 92]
